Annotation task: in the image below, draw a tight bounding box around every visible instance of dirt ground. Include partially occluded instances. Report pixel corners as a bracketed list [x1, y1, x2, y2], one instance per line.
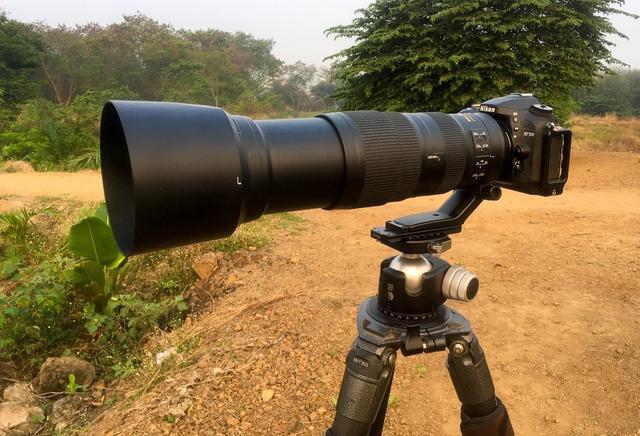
[2, 150, 640, 435]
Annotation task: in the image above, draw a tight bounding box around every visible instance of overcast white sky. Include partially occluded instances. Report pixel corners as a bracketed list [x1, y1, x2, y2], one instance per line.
[2, 0, 638, 68]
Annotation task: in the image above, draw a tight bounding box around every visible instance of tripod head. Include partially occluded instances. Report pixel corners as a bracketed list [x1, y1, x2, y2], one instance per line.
[371, 185, 502, 255]
[371, 186, 501, 319]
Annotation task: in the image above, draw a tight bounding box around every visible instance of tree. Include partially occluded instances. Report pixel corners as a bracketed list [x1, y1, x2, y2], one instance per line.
[578, 71, 632, 115]
[575, 68, 640, 116]
[328, 0, 637, 119]
[311, 66, 342, 111]
[273, 62, 318, 113]
[0, 13, 46, 106]
[626, 70, 640, 115]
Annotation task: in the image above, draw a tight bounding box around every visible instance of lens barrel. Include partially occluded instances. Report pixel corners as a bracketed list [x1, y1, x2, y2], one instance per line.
[100, 102, 508, 255]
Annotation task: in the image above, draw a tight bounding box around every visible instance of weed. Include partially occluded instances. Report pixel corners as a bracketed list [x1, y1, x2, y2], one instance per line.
[415, 364, 428, 378]
[326, 350, 339, 359]
[0, 205, 62, 266]
[66, 373, 79, 394]
[0, 207, 38, 247]
[388, 393, 399, 408]
[331, 396, 338, 409]
[0, 254, 81, 370]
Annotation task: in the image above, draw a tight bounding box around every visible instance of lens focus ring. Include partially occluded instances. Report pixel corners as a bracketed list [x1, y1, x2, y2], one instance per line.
[426, 112, 467, 192]
[344, 111, 422, 207]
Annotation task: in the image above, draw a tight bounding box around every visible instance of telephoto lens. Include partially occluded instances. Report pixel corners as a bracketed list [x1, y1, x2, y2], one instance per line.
[100, 102, 509, 255]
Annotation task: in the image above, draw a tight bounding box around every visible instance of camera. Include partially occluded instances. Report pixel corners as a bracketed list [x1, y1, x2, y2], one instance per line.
[100, 93, 571, 255]
[469, 93, 571, 196]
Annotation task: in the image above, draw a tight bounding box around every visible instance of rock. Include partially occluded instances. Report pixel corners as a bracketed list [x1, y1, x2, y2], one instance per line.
[167, 398, 193, 418]
[231, 252, 252, 268]
[226, 416, 239, 426]
[261, 389, 274, 403]
[212, 368, 224, 376]
[38, 357, 96, 394]
[2, 160, 35, 173]
[51, 395, 86, 425]
[192, 252, 222, 280]
[224, 274, 239, 289]
[3, 382, 37, 405]
[0, 402, 44, 433]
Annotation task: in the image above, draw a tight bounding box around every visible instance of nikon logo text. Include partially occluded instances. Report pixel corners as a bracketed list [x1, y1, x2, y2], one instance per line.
[479, 105, 496, 113]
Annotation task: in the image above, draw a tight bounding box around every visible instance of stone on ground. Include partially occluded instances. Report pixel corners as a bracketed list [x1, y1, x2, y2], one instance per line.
[192, 252, 222, 280]
[38, 357, 96, 394]
[2, 382, 37, 405]
[2, 160, 35, 173]
[0, 402, 44, 433]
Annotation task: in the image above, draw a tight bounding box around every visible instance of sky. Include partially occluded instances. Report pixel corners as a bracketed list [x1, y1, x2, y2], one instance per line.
[1, 0, 638, 68]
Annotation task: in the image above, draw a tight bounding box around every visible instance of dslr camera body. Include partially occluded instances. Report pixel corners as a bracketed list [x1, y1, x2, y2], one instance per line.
[469, 93, 571, 196]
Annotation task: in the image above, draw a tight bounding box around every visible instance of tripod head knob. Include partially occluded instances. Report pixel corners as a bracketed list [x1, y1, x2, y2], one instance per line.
[442, 265, 479, 302]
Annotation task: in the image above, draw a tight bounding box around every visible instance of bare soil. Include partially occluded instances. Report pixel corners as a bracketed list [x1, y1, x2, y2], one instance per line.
[2, 151, 639, 435]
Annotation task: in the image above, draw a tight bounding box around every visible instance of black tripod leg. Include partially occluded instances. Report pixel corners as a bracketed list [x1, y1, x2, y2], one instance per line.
[446, 334, 514, 436]
[326, 342, 397, 436]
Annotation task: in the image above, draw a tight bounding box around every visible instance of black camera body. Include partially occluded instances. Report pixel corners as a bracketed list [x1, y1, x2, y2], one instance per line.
[472, 93, 572, 196]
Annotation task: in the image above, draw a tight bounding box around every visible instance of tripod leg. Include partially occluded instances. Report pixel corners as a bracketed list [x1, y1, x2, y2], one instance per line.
[446, 334, 514, 436]
[326, 342, 397, 436]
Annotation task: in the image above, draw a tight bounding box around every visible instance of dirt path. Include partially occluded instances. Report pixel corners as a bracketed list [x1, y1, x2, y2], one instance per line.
[0, 170, 103, 210]
[5, 151, 640, 435]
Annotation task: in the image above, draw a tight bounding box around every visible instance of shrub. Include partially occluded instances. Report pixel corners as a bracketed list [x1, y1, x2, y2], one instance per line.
[0, 203, 188, 375]
[0, 255, 82, 367]
[0, 88, 136, 170]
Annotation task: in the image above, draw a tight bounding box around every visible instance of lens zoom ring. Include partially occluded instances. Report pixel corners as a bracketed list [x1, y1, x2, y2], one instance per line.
[345, 111, 421, 207]
[426, 112, 467, 191]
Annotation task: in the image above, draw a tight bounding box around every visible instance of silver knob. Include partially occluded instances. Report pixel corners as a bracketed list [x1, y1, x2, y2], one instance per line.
[442, 265, 479, 301]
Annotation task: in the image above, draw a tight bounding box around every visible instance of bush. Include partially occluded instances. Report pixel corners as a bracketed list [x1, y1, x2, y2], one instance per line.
[0, 88, 137, 170]
[0, 255, 82, 366]
[0, 204, 189, 375]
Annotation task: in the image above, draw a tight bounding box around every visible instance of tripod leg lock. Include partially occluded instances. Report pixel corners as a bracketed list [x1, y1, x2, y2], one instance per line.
[447, 334, 514, 435]
[447, 334, 496, 411]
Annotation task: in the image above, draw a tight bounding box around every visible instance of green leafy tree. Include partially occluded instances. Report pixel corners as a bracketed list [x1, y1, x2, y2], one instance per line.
[626, 70, 640, 115]
[0, 13, 46, 106]
[575, 69, 640, 116]
[328, 0, 636, 119]
[578, 72, 633, 115]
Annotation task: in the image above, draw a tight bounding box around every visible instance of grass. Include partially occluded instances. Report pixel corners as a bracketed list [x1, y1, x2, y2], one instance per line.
[571, 114, 640, 153]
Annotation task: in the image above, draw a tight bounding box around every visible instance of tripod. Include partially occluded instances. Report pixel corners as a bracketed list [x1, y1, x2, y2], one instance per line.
[327, 187, 515, 436]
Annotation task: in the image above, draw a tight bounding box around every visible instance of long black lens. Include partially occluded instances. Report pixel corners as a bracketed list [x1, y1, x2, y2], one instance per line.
[100, 102, 508, 255]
